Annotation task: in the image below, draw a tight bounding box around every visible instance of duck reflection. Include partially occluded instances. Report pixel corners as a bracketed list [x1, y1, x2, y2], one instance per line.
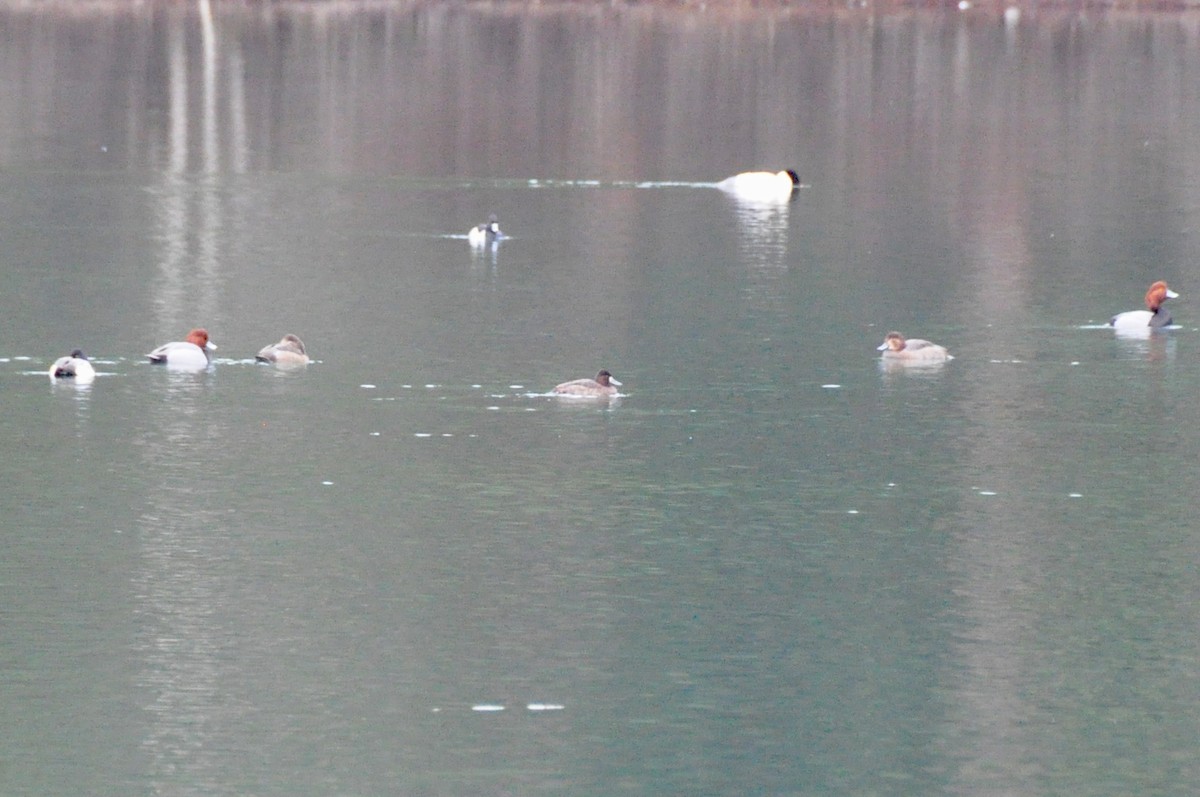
[1112, 327, 1177, 362]
[726, 192, 793, 312]
[138, 3, 236, 790]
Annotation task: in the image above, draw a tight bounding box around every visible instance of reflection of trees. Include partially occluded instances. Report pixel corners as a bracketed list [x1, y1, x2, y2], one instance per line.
[0, 3, 835, 181]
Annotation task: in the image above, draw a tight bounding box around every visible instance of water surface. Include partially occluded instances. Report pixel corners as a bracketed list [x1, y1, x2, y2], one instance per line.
[2, 3, 1200, 795]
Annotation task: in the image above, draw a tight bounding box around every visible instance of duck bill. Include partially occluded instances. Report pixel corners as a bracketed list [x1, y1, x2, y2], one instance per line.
[1167, 289, 1180, 299]
[609, 378, 623, 386]
[876, 342, 888, 351]
[206, 341, 218, 350]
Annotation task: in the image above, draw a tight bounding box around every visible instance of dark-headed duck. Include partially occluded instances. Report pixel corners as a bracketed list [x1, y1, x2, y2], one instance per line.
[48, 349, 95, 382]
[552, 369, 623, 397]
[716, 170, 800, 202]
[468, 214, 503, 247]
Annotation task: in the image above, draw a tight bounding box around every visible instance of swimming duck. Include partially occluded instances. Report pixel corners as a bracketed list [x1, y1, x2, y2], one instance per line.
[877, 332, 952, 363]
[552, 369, 623, 397]
[467, 214, 503, 247]
[255, 334, 310, 367]
[1109, 280, 1179, 330]
[147, 328, 216, 369]
[48, 349, 96, 382]
[716, 170, 800, 202]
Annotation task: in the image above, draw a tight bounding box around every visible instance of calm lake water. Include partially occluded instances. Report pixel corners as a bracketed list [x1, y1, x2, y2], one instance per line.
[4, 2, 1200, 795]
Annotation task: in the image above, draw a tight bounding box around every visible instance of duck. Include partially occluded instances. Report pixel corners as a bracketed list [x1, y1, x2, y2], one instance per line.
[552, 369, 623, 398]
[147, 328, 217, 369]
[467, 214, 503, 247]
[877, 332, 952, 363]
[48, 349, 96, 383]
[255, 334, 310, 367]
[716, 170, 800, 202]
[1108, 280, 1179, 330]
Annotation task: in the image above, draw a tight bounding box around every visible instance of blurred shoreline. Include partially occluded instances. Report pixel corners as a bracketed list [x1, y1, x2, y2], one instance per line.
[7, 0, 1200, 17]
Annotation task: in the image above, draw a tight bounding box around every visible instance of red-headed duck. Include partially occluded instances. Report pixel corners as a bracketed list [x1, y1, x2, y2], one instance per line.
[147, 328, 216, 369]
[716, 170, 800, 202]
[468, 214, 503, 247]
[1109, 280, 1179, 330]
[48, 349, 95, 383]
[552, 369, 623, 398]
[255, 334, 309, 367]
[877, 332, 952, 363]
